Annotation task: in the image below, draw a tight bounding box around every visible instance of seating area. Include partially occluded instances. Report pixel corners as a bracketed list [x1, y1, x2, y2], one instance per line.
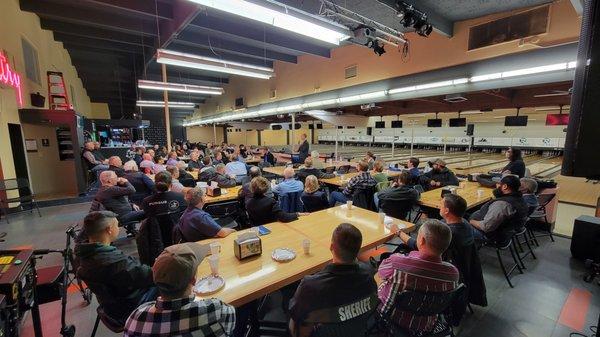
[1, 0, 600, 336]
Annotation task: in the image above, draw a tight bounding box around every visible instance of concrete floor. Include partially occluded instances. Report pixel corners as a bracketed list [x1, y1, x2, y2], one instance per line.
[2, 203, 598, 337]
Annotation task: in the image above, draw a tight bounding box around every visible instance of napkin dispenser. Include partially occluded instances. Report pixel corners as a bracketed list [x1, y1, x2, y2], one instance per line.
[440, 187, 454, 197]
[206, 186, 221, 197]
[234, 232, 262, 260]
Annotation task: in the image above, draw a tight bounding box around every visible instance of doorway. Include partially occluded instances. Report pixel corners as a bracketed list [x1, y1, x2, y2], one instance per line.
[8, 123, 29, 180]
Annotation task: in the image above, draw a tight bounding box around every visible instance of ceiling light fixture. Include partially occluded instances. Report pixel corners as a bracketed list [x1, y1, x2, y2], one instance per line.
[188, 0, 351, 45]
[156, 49, 274, 79]
[138, 80, 224, 95]
[137, 100, 196, 109]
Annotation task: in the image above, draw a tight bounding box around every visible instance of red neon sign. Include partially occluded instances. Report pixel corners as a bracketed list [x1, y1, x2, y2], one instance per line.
[0, 51, 23, 107]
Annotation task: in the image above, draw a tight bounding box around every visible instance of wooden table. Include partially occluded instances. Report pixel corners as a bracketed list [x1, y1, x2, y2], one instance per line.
[319, 170, 401, 187]
[245, 156, 262, 165]
[418, 181, 494, 210]
[263, 166, 288, 177]
[147, 170, 198, 181]
[194, 205, 415, 306]
[204, 185, 243, 205]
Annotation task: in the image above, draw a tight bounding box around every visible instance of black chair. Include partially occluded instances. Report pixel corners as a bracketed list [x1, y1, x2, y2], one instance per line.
[348, 167, 358, 173]
[482, 237, 523, 288]
[528, 193, 557, 243]
[352, 186, 377, 212]
[90, 306, 125, 337]
[376, 284, 467, 337]
[300, 294, 379, 337]
[378, 198, 414, 221]
[301, 191, 329, 212]
[0, 178, 41, 223]
[204, 200, 243, 229]
[279, 191, 304, 213]
[337, 165, 351, 174]
[512, 225, 537, 270]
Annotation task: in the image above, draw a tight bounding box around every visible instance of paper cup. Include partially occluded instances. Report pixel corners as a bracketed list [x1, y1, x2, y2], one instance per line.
[378, 212, 386, 224]
[208, 255, 219, 276]
[302, 239, 311, 255]
[209, 242, 221, 255]
[477, 189, 484, 198]
[346, 201, 353, 210]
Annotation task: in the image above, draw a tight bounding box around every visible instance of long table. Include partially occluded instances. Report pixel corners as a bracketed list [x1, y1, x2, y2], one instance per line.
[194, 205, 415, 306]
[320, 170, 401, 187]
[263, 161, 357, 177]
[204, 185, 243, 205]
[418, 181, 494, 210]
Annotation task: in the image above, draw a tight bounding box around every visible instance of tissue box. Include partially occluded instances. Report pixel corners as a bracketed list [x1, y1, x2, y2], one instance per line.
[234, 236, 262, 260]
[206, 186, 221, 197]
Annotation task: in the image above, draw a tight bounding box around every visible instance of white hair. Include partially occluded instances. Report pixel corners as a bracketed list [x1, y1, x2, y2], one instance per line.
[283, 167, 295, 179]
[123, 160, 138, 172]
[311, 150, 319, 158]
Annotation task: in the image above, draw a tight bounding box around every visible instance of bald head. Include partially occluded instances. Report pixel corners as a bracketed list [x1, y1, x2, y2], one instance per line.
[99, 170, 117, 186]
[84, 141, 95, 150]
[142, 153, 152, 161]
[283, 167, 295, 179]
[108, 156, 122, 168]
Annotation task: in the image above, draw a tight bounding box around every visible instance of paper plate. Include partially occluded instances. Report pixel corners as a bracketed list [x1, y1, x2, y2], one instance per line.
[272, 248, 296, 262]
[221, 189, 228, 194]
[193, 275, 225, 295]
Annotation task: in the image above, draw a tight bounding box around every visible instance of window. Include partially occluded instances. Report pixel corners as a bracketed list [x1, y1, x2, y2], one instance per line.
[21, 37, 41, 84]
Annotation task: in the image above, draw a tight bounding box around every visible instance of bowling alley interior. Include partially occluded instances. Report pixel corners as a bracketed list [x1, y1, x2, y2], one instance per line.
[0, 0, 599, 336]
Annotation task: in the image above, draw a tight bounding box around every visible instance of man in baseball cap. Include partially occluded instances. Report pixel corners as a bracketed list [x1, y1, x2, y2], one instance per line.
[124, 243, 236, 337]
[421, 158, 459, 189]
[469, 174, 529, 244]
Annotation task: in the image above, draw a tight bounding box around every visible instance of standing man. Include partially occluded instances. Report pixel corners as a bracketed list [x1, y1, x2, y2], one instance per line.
[297, 133, 310, 163]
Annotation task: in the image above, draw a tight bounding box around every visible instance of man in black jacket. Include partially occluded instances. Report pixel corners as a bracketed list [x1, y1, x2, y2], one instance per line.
[238, 166, 274, 203]
[262, 147, 276, 167]
[75, 211, 157, 323]
[246, 177, 306, 226]
[296, 158, 335, 182]
[91, 171, 145, 226]
[376, 172, 420, 220]
[108, 156, 125, 177]
[420, 159, 459, 189]
[297, 133, 310, 163]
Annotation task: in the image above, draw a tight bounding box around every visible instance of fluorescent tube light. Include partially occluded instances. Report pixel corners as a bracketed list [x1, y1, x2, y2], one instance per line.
[137, 100, 196, 109]
[470, 73, 502, 82]
[501, 63, 568, 78]
[138, 80, 224, 95]
[415, 80, 455, 90]
[156, 49, 274, 79]
[388, 86, 416, 94]
[188, 0, 351, 45]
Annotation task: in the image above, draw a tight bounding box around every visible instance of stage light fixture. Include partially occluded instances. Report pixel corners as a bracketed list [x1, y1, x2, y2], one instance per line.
[414, 15, 433, 37]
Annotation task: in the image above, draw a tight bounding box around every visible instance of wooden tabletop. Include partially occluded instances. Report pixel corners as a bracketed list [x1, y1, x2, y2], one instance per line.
[194, 205, 415, 306]
[418, 181, 494, 210]
[319, 170, 401, 187]
[263, 166, 288, 176]
[204, 185, 243, 205]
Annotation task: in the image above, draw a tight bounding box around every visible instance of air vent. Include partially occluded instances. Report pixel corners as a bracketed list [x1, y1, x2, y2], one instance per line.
[468, 5, 549, 50]
[269, 89, 277, 99]
[345, 65, 358, 79]
[444, 93, 468, 103]
[234, 97, 245, 109]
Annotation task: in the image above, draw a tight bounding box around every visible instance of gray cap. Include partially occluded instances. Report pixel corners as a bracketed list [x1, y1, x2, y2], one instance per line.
[152, 243, 210, 293]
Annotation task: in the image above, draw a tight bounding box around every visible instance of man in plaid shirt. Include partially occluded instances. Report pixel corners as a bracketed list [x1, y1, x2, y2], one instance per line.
[329, 160, 377, 207]
[124, 243, 235, 336]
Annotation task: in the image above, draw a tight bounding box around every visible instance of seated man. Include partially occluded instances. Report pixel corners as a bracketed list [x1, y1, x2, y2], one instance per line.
[378, 219, 459, 334]
[91, 171, 145, 229]
[133, 147, 145, 167]
[107, 156, 125, 177]
[296, 158, 335, 181]
[364, 151, 376, 170]
[124, 242, 235, 336]
[82, 141, 109, 172]
[123, 161, 155, 206]
[212, 163, 237, 188]
[310, 150, 325, 170]
[152, 155, 167, 174]
[273, 167, 304, 194]
[76, 211, 156, 323]
[175, 188, 236, 242]
[376, 172, 420, 220]
[138, 153, 154, 174]
[469, 175, 529, 244]
[262, 147, 276, 166]
[165, 166, 185, 193]
[329, 161, 377, 207]
[238, 166, 274, 203]
[176, 161, 196, 188]
[225, 154, 248, 180]
[420, 159, 459, 189]
[199, 156, 214, 173]
[187, 151, 202, 171]
[246, 177, 305, 226]
[289, 223, 377, 337]
[371, 160, 388, 187]
[166, 151, 179, 166]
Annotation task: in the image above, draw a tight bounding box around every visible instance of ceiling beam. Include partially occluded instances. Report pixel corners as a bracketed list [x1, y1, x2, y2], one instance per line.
[81, 0, 173, 20]
[41, 19, 155, 47]
[165, 41, 274, 68]
[188, 14, 331, 58]
[376, 0, 454, 37]
[55, 33, 152, 54]
[20, 0, 158, 36]
[175, 30, 297, 63]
